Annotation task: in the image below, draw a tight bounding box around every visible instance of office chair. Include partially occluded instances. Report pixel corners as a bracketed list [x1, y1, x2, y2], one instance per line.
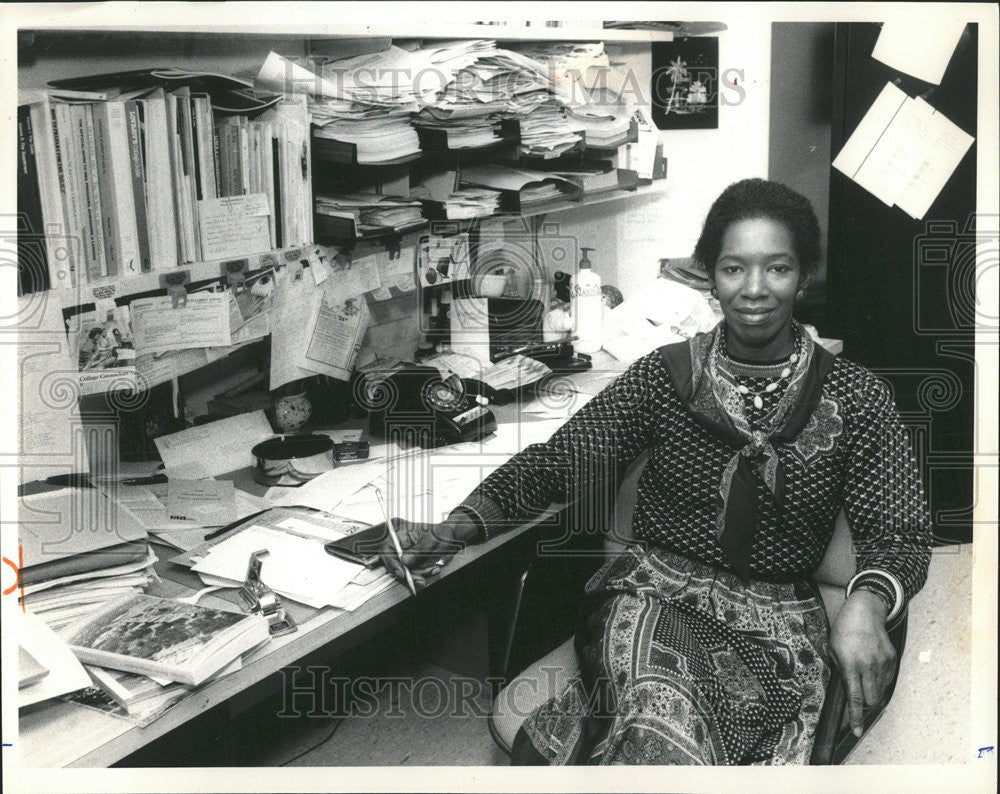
[488, 451, 909, 765]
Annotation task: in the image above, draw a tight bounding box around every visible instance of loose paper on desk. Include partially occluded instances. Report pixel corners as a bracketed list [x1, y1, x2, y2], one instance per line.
[154, 410, 274, 477]
[450, 297, 491, 365]
[871, 19, 966, 85]
[19, 609, 92, 708]
[16, 294, 89, 486]
[166, 479, 237, 524]
[198, 193, 272, 260]
[130, 292, 232, 354]
[192, 526, 363, 608]
[832, 82, 973, 219]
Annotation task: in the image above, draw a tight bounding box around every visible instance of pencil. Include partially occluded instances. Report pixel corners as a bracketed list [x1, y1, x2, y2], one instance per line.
[371, 485, 417, 596]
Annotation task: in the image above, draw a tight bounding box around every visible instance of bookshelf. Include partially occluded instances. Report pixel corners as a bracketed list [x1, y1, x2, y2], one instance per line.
[17, 25, 669, 450]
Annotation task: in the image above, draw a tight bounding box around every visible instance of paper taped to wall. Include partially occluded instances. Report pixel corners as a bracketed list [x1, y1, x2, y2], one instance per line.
[832, 82, 973, 219]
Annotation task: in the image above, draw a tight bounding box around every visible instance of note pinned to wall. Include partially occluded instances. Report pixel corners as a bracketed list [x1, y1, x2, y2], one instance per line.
[832, 82, 974, 219]
[871, 20, 966, 85]
[17, 295, 89, 485]
[130, 292, 232, 354]
[450, 296, 491, 365]
[198, 193, 272, 260]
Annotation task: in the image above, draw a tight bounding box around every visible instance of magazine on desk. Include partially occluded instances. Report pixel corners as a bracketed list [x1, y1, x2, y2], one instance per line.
[60, 593, 270, 686]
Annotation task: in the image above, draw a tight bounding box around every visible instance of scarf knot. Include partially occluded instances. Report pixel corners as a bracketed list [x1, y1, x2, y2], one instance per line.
[659, 321, 836, 580]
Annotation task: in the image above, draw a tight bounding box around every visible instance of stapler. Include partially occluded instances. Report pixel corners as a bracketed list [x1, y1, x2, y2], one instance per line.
[238, 550, 297, 637]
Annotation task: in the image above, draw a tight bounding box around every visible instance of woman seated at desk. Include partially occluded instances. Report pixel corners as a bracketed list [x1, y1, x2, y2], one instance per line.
[379, 179, 932, 765]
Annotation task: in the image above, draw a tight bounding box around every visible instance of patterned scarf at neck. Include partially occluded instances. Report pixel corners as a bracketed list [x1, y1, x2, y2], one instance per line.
[659, 321, 836, 580]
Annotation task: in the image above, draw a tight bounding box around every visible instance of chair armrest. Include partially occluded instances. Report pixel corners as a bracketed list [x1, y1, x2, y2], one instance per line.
[810, 606, 909, 764]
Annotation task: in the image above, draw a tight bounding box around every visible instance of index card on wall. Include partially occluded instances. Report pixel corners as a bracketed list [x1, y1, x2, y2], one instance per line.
[832, 82, 974, 219]
[871, 19, 966, 85]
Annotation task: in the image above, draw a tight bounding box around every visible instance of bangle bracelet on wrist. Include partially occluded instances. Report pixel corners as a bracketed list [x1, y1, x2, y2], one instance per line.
[846, 570, 904, 622]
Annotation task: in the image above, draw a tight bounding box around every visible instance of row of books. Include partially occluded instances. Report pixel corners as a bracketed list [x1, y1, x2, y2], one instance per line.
[18, 80, 313, 295]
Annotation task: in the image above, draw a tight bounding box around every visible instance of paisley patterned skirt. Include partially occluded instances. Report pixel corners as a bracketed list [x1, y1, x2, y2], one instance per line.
[511, 546, 832, 765]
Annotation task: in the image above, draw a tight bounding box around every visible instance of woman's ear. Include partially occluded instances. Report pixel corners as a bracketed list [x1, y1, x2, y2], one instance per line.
[796, 273, 812, 299]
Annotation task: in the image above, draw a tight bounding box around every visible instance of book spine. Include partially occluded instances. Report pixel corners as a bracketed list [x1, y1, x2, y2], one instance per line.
[30, 100, 74, 288]
[259, 120, 276, 249]
[227, 122, 242, 196]
[72, 104, 106, 280]
[17, 105, 51, 294]
[211, 113, 222, 198]
[121, 100, 151, 273]
[54, 103, 89, 284]
[90, 103, 118, 277]
[270, 133, 282, 248]
[165, 93, 193, 263]
[193, 96, 217, 201]
[238, 117, 250, 196]
[93, 101, 144, 276]
[141, 91, 179, 269]
[175, 92, 202, 261]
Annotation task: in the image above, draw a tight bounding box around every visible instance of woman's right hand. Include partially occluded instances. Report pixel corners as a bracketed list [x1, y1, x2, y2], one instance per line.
[376, 519, 463, 590]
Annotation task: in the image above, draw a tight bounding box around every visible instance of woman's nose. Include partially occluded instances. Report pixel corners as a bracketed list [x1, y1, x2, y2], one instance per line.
[741, 268, 768, 298]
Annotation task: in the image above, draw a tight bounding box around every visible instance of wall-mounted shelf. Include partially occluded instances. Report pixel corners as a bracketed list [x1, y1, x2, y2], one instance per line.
[28, 23, 673, 43]
[52, 246, 320, 311]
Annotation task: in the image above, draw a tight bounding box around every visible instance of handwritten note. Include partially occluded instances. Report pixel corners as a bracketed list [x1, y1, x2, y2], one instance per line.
[198, 193, 272, 260]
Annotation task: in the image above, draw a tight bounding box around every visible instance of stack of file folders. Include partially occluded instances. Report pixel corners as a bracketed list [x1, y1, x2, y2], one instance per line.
[458, 164, 579, 211]
[565, 106, 634, 148]
[18, 487, 156, 632]
[509, 100, 583, 159]
[423, 188, 503, 220]
[411, 108, 504, 150]
[313, 110, 422, 164]
[316, 193, 425, 236]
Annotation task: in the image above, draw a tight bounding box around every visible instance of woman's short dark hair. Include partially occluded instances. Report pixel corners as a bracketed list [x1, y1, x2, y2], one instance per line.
[693, 178, 822, 278]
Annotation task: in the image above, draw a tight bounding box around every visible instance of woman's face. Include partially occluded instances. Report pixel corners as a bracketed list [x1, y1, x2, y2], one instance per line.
[712, 217, 806, 361]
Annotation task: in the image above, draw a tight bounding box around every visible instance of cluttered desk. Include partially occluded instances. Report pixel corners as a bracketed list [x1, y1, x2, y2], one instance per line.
[16, 351, 626, 768]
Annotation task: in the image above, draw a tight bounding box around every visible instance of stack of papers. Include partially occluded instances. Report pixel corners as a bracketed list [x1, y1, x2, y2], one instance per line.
[18, 488, 157, 631]
[459, 164, 577, 206]
[510, 42, 611, 104]
[316, 193, 424, 231]
[565, 105, 632, 147]
[313, 111, 421, 163]
[513, 100, 583, 158]
[20, 547, 158, 632]
[421, 42, 553, 119]
[412, 108, 503, 148]
[182, 506, 393, 611]
[433, 188, 502, 219]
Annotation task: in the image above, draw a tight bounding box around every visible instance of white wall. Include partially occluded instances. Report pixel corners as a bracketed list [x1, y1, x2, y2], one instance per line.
[610, 19, 773, 299]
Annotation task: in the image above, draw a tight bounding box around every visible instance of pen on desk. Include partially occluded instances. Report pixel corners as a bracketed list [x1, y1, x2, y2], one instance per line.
[370, 485, 417, 596]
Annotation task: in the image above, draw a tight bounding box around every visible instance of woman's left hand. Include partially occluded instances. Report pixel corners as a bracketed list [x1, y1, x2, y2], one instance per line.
[829, 590, 896, 738]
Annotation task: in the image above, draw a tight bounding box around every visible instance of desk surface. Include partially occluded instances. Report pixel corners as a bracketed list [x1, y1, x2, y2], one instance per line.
[19, 355, 627, 768]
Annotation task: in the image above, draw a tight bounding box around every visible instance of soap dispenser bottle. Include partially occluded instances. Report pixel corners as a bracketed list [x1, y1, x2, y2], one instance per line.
[571, 247, 603, 354]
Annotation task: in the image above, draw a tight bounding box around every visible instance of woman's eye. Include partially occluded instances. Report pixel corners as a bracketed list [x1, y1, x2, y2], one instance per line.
[722, 266, 742, 275]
